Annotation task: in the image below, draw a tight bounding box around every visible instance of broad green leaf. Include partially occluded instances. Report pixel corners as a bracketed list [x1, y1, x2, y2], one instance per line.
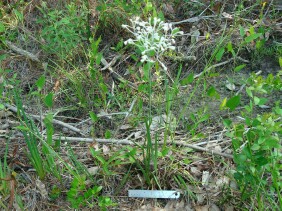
[251, 144, 260, 150]
[226, 95, 241, 111]
[246, 87, 253, 98]
[274, 107, 282, 115]
[235, 153, 247, 163]
[265, 137, 280, 148]
[0, 104, 5, 110]
[44, 93, 53, 108]
[36, 75, 45, 91]
[223, 119, 232, 127]
[180, 73, 194, 85]
[254, 96, 260, 105]
[249, 26, 255, 35]
[172, 28, 180, 36]
[258, 98, 268, 106]
[207, 86, 220, 99]
[216, 47, 225, 61]
[105, 130, 111, 139]
[239, 25, 245, 37]
[245, 33, 262, 43]
[234, 64, 246, 72]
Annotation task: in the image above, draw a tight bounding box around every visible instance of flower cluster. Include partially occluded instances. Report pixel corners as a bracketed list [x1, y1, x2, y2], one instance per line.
[122, 17, 183, 70]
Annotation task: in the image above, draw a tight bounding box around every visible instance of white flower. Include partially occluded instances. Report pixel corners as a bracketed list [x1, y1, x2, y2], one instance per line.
[122, 16, 183, 65]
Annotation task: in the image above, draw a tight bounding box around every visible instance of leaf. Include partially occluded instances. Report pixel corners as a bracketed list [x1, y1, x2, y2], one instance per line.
[234, 64, 246, 72]
[15, 125, 29, 131]
[0, 22, 5, 33]
[0, 104, 4, 110]
[246, 87, 253, 98]
[249, 26, 255, 35]
[245, 33, 262, 43]
[258, 98, 268, 106]
[36, 75, 45, 91]
[96, 52, 103, 65]
[180, 73, 194, 85]
[207, 86, 220, 99]
[223, 119, 232, 127]
[265, 137, 280, 148]
[13, 9, 23, 21]
[171, 28, 180, 36]
[105, 130, 111, 139]
[0, 54, 7, 61]
[279, 57, 282, 68]
[220, 97, 227, 110]
[239, 25, 245, 37]
[226, 95, 241, 111]
[225, 81, 236, 91]
[216, 47, 225, 61]
[89, 111, 98, 123]
[227, 42, 235, 57]
[44, 93, 53, 108]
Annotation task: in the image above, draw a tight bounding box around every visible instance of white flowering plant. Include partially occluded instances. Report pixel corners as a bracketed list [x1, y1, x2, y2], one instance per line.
[122, 17, 183, 71]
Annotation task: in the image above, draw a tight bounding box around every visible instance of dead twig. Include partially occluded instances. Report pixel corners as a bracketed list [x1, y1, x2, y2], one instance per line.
[5, 41, 40, 62]
[101, 56, 138, 90]
[52, 135, 233, 159]
[194, 58, 234, 79]
[4, 103, 83, 134]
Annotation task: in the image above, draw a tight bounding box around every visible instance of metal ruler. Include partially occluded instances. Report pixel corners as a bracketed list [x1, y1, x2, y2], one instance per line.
[128, 190, 180, 199]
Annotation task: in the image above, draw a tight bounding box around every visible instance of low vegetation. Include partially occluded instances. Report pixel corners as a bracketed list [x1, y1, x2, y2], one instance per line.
[0, 0, 281, 210]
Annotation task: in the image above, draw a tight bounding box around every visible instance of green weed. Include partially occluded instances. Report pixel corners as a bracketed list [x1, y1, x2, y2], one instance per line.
[224, 72, 282, 209]
[37, 2, 88, 60]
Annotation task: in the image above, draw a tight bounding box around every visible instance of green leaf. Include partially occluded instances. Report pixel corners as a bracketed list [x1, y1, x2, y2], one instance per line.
[249, 26, 255, 35]
[245, 33, 262, 43]
[265, 137, 280, 148]
[251, 144, 260, 150]
[254, 96, 268, 105]
[246, 87, 253, 98]
[89, 111, 98, 123]
[15, 125, 29, 131]
[44, 93, 53, 108]
[223, 119, 232, 127]
[239, 25, 245, 37]
[0, 104, 4, 110]
[279, 57, 282, 68]
[227, 42, 235, 57]
[180, 73, 194, 85]
[36, 75, 45, 91]
[0, 54, 7, 61]
[220, 97, 227, 110]
[96, 52, 103, 65]
[235, 153, 247, 163]
[256, 39, 265, 49]
[13, 9, 23, 21]
[207, 86, 220, 99]
[105, 130, 111, 139]
[172, 28, 180, 35]
[0, 22, 5, 33]
[216, 47, 225, 61]
[234, 64, 246, 72]
[226, 95, 241, 111]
